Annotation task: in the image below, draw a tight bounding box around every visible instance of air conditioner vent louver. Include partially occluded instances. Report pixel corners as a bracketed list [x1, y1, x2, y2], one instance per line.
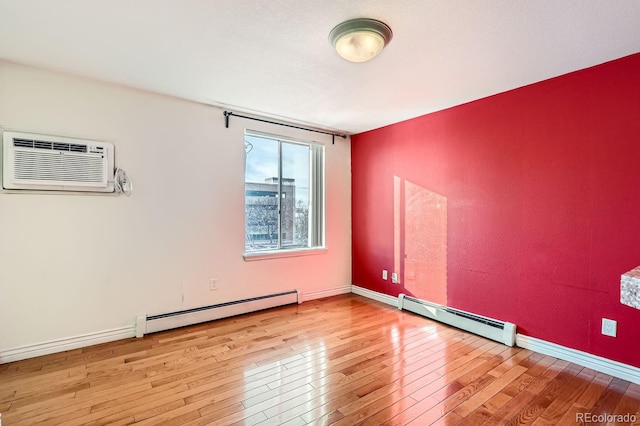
[14, 151, 105, 182]
[14, 138, 89, 153]
[3, 131, 114, 192]
[13, 138, 36, 148]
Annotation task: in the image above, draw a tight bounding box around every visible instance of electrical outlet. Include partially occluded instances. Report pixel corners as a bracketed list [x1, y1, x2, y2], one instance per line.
[209, 278, 218, 291]
[602, 318, 617, 337]
[391, 272, 399, 284]
[382, 270, 388, 280]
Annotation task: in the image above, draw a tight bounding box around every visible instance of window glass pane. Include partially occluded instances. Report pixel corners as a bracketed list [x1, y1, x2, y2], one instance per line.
[244, 130, 323, 254]
[281, 142, 310, 248]
[245, 136, 279, 252]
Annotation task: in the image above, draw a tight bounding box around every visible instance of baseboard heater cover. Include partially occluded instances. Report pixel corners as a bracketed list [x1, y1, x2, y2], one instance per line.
[398, 294, 516, 346]
[137, 290, 299, 337]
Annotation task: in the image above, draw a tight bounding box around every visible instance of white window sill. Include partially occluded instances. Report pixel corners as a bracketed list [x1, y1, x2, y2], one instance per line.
[243, 247, 327, 262]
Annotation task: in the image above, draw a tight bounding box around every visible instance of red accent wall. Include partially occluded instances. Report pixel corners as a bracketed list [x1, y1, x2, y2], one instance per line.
[351, 53, 640, 367]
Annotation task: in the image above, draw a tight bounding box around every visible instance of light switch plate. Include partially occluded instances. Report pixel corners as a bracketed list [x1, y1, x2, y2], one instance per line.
[602, 318, 617, 337]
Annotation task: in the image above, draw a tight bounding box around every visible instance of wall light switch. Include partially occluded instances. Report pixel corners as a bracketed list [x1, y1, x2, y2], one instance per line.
[382, 270, 388, 280]
[391, 273, 399, 284]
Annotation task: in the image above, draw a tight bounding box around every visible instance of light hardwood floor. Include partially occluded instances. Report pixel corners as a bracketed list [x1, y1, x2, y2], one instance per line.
[1, 294, 639, 425]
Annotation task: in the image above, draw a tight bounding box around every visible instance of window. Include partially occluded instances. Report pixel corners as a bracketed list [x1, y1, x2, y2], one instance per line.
[244, 130, 324, 254]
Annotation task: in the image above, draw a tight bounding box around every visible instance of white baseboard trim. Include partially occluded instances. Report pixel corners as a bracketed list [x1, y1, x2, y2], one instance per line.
[301, 285, 352, 302]
[0, 326, 136, 364]
[516, 334, 640, 385]
[351, 285, 399, 308]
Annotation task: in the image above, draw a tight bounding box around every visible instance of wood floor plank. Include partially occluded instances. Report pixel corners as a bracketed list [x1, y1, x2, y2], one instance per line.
[609, 382, 640, 420]
[445, 364, 528, 418]
[393, 349, 530, 425]
[0, 294, 638, 426]
[534, 367, 597, 424]
[359, 395, 419, 425]
[589, 377, 631, 419]
[494, 362, 583, 425]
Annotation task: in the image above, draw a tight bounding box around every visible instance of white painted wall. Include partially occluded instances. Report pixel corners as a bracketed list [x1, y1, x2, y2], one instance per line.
[0, 61, 352, 357]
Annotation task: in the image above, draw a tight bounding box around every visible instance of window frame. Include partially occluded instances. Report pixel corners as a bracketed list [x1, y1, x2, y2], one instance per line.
[243, 129, 326, 260]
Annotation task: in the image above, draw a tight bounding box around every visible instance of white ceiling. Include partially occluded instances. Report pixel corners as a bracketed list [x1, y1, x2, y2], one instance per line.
[0, 1, 639, 134]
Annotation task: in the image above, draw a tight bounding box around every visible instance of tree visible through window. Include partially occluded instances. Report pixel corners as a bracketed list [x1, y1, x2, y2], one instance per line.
[244, 131, 324, 253]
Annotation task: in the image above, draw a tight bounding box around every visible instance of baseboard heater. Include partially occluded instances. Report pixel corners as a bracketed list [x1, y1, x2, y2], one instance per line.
[136, 290, 299, 337]
[398, 294, 516, 346]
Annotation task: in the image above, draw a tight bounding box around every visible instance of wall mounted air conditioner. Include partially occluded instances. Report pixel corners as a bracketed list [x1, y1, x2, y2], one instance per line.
[2, 131, 114, 192]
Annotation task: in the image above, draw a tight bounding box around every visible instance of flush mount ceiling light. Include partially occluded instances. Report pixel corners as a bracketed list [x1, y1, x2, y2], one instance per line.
[329, 18, 393, 63]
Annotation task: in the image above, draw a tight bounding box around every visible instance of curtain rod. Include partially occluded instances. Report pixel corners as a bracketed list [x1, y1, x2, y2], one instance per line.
[223, 111, 347, 144]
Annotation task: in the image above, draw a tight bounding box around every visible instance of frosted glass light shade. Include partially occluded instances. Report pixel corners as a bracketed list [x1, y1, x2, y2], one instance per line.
[329, 18, 393, 63]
